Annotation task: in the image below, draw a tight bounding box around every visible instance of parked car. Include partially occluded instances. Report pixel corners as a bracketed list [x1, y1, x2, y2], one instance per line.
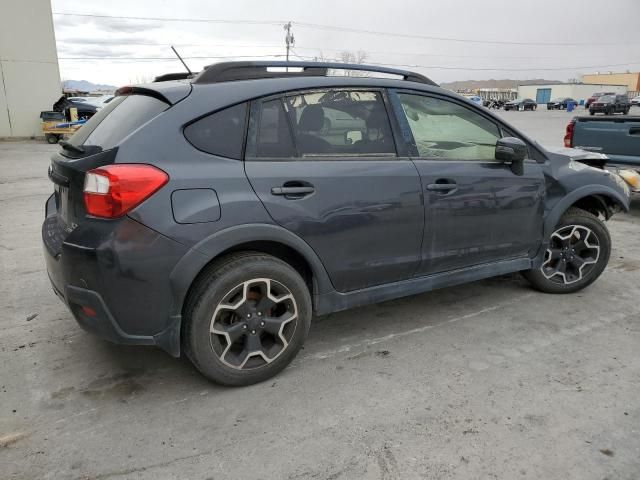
[589, 94, 630, 115]
[546, 97, 577, 110]
[585, 92, 616, 109]
[630, 95, 640, 107]
[84, 95, 115, 108]
[462, 95, 483, 106]
[565, 114, 640, 169]
[52, 95, 98, 120]
[43, 61, 630, 386]
[66, 96, 91, 103]
[484, 99, 504, 109]
[503, 98, 537, 111]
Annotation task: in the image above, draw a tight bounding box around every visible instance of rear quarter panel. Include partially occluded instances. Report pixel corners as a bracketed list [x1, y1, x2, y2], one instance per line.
[115, 86, 275, 246]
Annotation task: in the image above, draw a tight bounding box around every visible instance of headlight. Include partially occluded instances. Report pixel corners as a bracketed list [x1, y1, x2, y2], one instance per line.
[618, 169, 640, 192]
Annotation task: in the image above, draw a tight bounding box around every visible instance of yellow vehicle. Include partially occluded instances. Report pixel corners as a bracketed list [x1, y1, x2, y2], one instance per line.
[40, 107, 83, 144]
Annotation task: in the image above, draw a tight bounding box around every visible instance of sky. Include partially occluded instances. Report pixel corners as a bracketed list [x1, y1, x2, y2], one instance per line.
[51, 0, 640, 87]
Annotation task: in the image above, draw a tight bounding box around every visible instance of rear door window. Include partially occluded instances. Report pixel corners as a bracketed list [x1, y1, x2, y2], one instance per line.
[249, 99, 297, 158]
[184, 103, 248, 159]
[68, 95, 168, 149]
[284, 90, 396, 157]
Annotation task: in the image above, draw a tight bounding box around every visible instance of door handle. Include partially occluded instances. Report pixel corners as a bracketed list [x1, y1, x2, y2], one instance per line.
[629, 127, 640, 136]
[271, 186, 315, 196]
[426, 182, 457, 192]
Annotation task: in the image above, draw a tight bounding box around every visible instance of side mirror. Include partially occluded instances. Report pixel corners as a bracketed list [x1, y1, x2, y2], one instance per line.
[495, 137, 527, 175]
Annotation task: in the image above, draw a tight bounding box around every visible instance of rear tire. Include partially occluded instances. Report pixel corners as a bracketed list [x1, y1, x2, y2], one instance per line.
[522, 208, 611, 294]
[183, 252, 312, 386]
[45, 134, 59, 144]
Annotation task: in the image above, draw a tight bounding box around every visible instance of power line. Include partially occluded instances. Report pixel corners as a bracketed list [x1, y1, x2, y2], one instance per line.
[55, 37, 634, 62]
[292, 45, 631, 62]
[52, 11, 638, 47]
[292, 21, 639, 47]
[291, 54, 640, 72]
[387, 61, 640, 72]
[58, 54, 287, 60]
[58, 51, 640, 72]
[57, 39, 283, 49]
[52, 11, 284, 25]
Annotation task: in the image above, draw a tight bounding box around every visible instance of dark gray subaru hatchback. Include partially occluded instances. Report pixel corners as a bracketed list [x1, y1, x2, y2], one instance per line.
[43, 61, 630, 385]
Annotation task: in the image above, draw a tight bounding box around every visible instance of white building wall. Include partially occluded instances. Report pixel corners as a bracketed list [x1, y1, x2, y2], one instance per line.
[0, 0, 61, 137]
[517, 84, 627, 104]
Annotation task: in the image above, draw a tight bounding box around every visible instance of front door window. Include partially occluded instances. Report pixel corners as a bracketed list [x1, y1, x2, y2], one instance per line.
[398, 93, 501, 161]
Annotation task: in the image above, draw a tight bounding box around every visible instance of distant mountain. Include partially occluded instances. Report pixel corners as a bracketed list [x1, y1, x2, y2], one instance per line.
[440, 79, 563, 91]
[62, 80, 117, 92]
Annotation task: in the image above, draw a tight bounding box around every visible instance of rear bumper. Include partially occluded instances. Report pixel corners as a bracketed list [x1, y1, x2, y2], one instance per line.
[42, 195, 188, 356]
[60, 283, 157, 346]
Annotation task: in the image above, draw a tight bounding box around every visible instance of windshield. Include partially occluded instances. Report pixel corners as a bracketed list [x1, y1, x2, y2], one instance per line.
[598, 95, 614, 102]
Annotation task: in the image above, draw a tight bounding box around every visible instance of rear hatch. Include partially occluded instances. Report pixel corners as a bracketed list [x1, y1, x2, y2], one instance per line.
[44, 92, 170, 256]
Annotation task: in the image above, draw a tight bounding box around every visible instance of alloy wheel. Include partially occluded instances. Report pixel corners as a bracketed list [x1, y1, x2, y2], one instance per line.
[541, 225, 600, 284]
[209, 278, 298, 370]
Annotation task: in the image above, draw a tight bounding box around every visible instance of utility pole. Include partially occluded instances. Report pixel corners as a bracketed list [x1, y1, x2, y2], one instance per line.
[284, 21, 294, 70]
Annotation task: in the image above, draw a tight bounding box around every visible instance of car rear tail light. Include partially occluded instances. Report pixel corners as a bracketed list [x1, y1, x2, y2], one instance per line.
[563, 120, 575, 148]
[83, 164, 168, 218]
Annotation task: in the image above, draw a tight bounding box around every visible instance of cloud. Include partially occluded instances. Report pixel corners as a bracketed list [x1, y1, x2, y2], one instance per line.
[53, 15, 159, 34]
[57, 44, 134, 58]
[52, 16, 78, 29]
[52, 0, 640, 86]
[58, 35, 161, 47]
[95, 18, 160, 33]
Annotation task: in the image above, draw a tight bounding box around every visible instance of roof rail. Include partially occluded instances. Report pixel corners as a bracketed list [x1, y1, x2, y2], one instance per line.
[154, 72, 196, 82]
[191, 61, 437, 86]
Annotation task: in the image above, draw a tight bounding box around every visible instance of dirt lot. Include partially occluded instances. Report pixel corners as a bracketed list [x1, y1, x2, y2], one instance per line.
[1, 109, 639, 479]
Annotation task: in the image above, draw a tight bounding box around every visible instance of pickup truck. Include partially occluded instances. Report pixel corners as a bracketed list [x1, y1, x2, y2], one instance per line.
[564, 116, 640, 169]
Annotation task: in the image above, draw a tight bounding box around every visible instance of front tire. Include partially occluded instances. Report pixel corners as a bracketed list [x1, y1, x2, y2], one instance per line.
[183, 252, 312, 386]
[523, 208, 611, 294]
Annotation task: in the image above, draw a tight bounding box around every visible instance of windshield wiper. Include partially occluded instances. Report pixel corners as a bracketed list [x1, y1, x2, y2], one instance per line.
[59, 140, 85, 154]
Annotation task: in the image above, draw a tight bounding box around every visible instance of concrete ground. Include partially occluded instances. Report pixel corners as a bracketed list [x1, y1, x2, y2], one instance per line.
[1, 109, 639, 480]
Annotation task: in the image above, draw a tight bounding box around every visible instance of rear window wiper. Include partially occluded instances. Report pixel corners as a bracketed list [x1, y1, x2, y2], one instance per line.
[59, 141, 85, 154]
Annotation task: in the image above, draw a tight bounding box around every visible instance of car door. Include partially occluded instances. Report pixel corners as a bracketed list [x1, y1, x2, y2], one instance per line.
[390, 90, 545, 276]
[244, 89, 424, 292]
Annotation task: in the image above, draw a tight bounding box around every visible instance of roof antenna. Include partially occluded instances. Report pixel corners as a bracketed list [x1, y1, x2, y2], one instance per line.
[171, 46, 193, 76]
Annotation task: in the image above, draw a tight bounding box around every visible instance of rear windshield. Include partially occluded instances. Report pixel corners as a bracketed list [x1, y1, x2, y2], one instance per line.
[67, 95, 168, 148]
